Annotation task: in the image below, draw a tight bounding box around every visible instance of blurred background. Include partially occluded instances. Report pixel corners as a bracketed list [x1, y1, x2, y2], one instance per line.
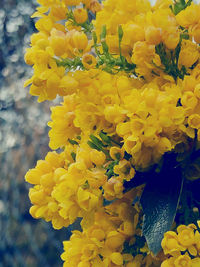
[0, 0, 70, 266]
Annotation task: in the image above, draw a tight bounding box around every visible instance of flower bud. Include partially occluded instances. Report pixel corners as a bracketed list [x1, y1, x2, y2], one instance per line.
[73, 8, 88, 24]
[71, 31, 88, 51]
[145, 26, 162, 45]
[82, 53, 97, 69]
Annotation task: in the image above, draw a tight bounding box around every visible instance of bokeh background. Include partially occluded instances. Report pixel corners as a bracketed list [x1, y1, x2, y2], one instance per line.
[0, 1, 70, 266]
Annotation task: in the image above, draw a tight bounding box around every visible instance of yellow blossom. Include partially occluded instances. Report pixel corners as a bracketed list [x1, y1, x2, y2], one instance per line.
[48, 95, 80, 150]
[188, 114, 200, 129]
[178, 40, 199, 68]
[161, 231, 183, 256]
[82, 54, 97, 69]
[194, 84, 200, 99]
[114, 159, 135, 181]
[49, 28, 68, 57]
[110, 147, 124, 161]
[110, 252, 123, 265]
[176, 3, 200, 29]
[145, 26, 162, 45]
[177, 225, 195, 247]
[70, 31, 88, 52]
[174, 254, 192, 267]
[73, 8, 88, 24]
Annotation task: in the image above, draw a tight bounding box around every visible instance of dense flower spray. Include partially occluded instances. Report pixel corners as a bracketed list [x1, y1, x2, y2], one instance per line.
[25, 0, 200, 266]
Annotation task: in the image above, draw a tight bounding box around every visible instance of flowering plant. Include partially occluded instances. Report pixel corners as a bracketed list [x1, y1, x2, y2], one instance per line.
[24, 0, 200, 266]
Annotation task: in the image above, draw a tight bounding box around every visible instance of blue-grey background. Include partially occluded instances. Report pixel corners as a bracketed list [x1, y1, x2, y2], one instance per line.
[0, 1, 70, 266]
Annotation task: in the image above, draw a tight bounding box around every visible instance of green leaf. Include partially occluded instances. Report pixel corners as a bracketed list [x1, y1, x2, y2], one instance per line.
[87, 140, 101, 151]
[68, 139, 79, 145]
[92, 31, 98, 44]
[71, 152, 76, 161]
[90, 135, 106, 148]
[100, 25, 107, 40]
[99, 131, 112, 144]
[140, 165, 183, 255]
[102, 41, 109, 54]
[170, 0, 193, 15]
[118, 25, 123, 43]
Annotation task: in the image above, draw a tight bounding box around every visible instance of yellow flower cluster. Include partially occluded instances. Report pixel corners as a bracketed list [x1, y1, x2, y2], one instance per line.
[161, 222, 200, 266]
[46, 68, 198, 168]
[94, 0, 200, 79]
[61, 192, 161, 267]
[26, 143, 103, 229]
[25, 151, 70, 229]
[24, 0, 200, 168]
[24, 0, 200, 266]
[48, 94, 80, 150]
[24, 0, 101, 102]
[26, 132, 139, 228]
[176, 3, 200, 43]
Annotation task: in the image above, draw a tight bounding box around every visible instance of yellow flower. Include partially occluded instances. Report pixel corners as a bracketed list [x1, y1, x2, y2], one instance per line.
[181, 91, 198, 112]
[82, 243, 99, 261]
[35, 16, 54, 33]
[105, 231, 125, 249]
[116, 75, 133, 98]
[176, 3, 200, 28]
[59, 75, 79, 95]
[177, 225, 195, 247]
[161, 231, 183, 256]
[25, 151, 73, 229]
[89, 150, 106, 166]
[131, 41, 161, 77]
[110, 252, 123, 265]
[123, 23, 145, 45]
[163, 31, 179, 50]
[77, 187, 100, 211]
[73, 8, 88, 24]
[82, 53, 97, 69]
[110, 147, 124, 161]
[104, 105, 127, 124]
[49, 28, 68, 57]
[191, 258, 200, 267]
[70, 31, 88, 52]
[194, 84, 200, 99]
[88, 0, 102, 13]
[50, 4, 68, 21]
[25, 151, 64, 185]
[178, 40, 199, 68]
[188, 114, 200, 129]
[103, 177, 124, 200]
[63, 0, 82, 5]
[86, 168, 107, 189]
[114, 159, 135, 181]
[161, 257, 175, 267]
[145, 26, 162, 45]
[192, 26, 200, 44]
[126, 254, 143, 267]
[48, 95, 80, 150]
[88, 225, 105, 241]
[174, 254, 192, 267]
[25, 59, 66, 102]
[119, 220, 135, 236]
